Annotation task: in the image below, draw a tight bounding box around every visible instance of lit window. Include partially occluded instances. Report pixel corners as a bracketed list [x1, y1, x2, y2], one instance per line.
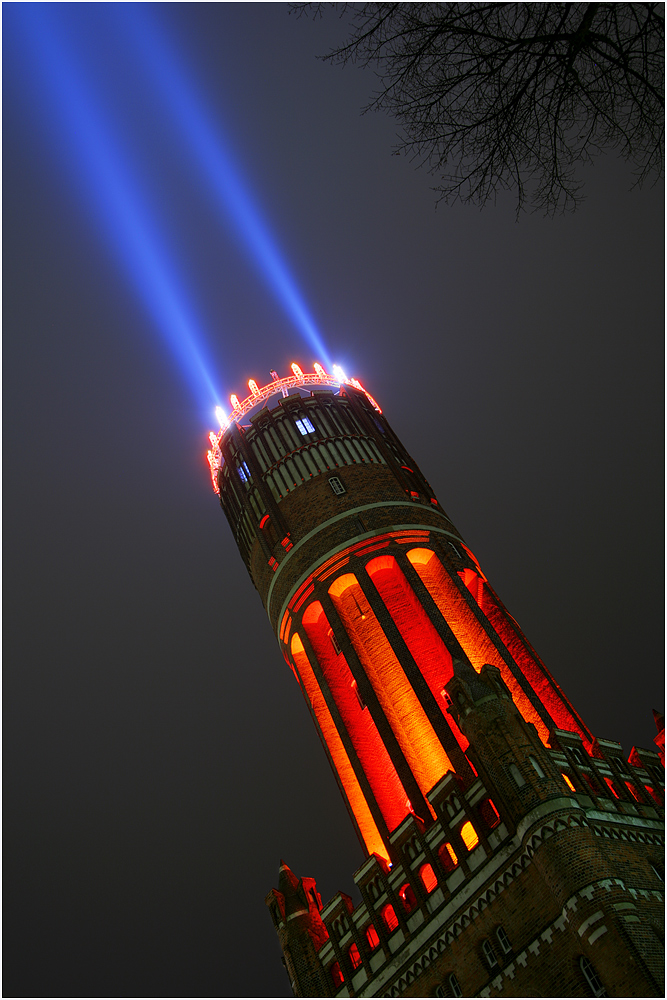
[330, 961, 344, 987]
[295, 416, 315, 435]
[449, 973, 463, 997]
[398, 883, 417, 912]
[603, 776, 620, 799]
[509, 763, 525, 787]
[562, 773, 576, 792]
[438, 842, 458, 872]
[580, 955, 607, 997]
[482, 939, 498, 968]
[351, 679, 366, 710]
[329, 476, 346, 495]
[496, 926, 512, 955]
[460, 821, 479, 851]
[625, 780, 642, 802]
[348, 942, 362, 969]
[529, 755, 545, 778]
[420, 863, 438, 893]
[381, 903, 398, 933]
[366, 925, 380, 950]
[237, 460, 251, 482]
[479, 798, 500, 829]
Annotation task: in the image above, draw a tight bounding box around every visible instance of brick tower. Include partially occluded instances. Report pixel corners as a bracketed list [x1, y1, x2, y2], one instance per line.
[208, 365, 664, 998]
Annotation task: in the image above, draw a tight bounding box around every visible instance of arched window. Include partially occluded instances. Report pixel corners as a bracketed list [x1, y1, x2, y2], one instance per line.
[460, 821, 479, 851]
[509, 763, 525, 787]
[366, 924, 380, 950]
[580, 956, 607, 997]
[420, 863, 438, 893]
[496, 926, 512, 955]
[438, 841, 458, 873]
[529, 755, 545, 778]
[381, 903, 399, 933]
[399, 882, 418, 912]
[482, 939, 498, 968]
[330, 961, 344, 987]
[348, 942, 362, 970]
[448, 973, 463, 998]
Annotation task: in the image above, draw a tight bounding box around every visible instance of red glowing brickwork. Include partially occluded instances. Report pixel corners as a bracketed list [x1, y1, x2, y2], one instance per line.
[290, 633, 389, 861]
[475, 577, 593, 748]
[328, 572, 453, 813]
[406, 548, 551, 744]
[366, 554, 469, 752]
[301, 600, 411, 833]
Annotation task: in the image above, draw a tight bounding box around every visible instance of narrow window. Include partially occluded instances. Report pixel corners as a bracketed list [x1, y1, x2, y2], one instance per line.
[448, 542, 462, 559]
[419, 863, 438, 894]
[295, 416, 315, 435]
[625, 780, 642, 802]
[330, 961, 344, 988]
[381, 903, 398, 933]
[449, 973, 463, 997]
[329, 476, 346, 495]
[603, 776, 620, 799]
[579, 955, 607, 997]
[366, 925, 380, 950]
[398, 883, 417, 912]
[348, 942, 362, 970]
[496, 926, 512, 955]
[479, 798, 500, 829]
[562, 773, 576, 792]
[460, 821, 479, 851]
[649, 862, 663, 881]
[328, 628, 341, 655]
[509, 763, 525, 787]
[237, 460, 250, 483]
[529, 755, 545, 778]
[482, 939, 498, 968]
[351, 679, 366, 710]
[438, 842, 458, 872]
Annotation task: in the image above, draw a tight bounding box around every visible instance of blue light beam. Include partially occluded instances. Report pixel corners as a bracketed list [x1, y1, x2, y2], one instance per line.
[12, 6, 223, 418]
[116, 5, 332, 368]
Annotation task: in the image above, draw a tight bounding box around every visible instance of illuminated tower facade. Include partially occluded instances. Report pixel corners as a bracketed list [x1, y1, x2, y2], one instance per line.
[209, 366, 664, 999]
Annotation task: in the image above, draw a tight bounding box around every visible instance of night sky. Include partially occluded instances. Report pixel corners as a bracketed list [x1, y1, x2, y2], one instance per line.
[4, 5, 664, 998]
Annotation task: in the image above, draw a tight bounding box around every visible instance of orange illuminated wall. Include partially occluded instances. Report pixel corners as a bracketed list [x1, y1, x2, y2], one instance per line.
[476, 578, 593, 747]
[407, 548, 551, 745]
[290, 633, 388, 861]
[366, 554, 469, 752]
[328, 572, 453, 812]
[301, 600, 411, 833]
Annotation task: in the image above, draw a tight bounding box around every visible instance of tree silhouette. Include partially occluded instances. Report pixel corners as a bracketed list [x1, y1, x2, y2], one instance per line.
[300, 3, 664, 213]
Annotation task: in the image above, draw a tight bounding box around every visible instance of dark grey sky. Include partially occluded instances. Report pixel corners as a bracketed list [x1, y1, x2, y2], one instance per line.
[5, 4, 663, 997]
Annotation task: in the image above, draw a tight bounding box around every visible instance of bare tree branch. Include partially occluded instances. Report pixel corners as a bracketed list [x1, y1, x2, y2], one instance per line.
[294, 3, 664, 213]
